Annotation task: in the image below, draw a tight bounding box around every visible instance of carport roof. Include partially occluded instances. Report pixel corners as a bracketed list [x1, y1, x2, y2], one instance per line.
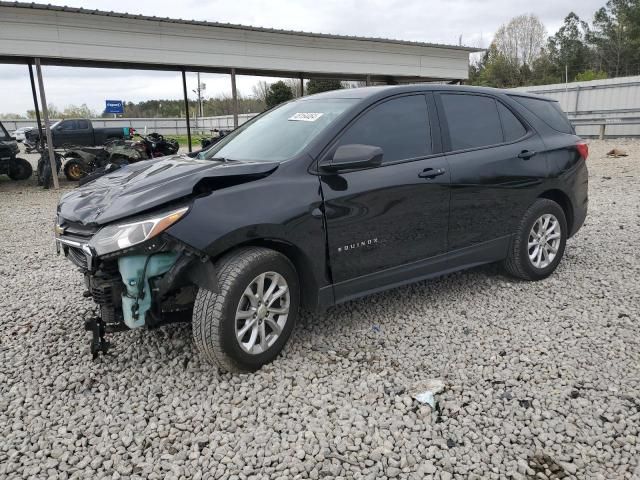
[0, 1, 481, 52]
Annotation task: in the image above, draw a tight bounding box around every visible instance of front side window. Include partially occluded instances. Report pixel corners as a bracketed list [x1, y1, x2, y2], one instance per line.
[58, 120, 76, 131]
[336, 95, 431, 164]
[203, 98, 357, 162]
[441, 94, 503, 151]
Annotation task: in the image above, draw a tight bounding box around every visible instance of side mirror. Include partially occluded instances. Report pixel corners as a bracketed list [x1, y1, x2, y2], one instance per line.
[321, 144, 383, 172]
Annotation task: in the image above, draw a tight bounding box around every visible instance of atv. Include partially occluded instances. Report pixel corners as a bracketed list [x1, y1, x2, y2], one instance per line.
[62, 137, 149, 182]
[0, 121, 32, 181]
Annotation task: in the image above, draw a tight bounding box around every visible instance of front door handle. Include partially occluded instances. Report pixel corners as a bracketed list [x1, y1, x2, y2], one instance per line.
[517, 150, 537, 160]
[418, 167, 446, 179]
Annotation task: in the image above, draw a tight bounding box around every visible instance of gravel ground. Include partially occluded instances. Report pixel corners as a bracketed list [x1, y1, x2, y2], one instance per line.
[1, 140, 639, 480]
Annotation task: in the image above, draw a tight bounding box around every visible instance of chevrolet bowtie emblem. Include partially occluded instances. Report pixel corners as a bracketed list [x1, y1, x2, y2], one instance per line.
[54, 224, 66, 236]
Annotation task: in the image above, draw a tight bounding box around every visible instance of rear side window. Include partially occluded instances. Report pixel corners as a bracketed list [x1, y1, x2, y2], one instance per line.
[77, 120, 89, 129]
[337, 95, 431, 163]
[510, 96, 574, 134]
[497, 102, 527, 142]
[441, 94, 502, 150]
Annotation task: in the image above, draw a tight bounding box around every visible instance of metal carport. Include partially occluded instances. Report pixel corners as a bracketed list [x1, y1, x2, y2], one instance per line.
[0, 1, 481, 188]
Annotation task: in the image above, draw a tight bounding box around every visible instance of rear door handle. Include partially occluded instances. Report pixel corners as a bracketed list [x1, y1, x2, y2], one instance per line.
[517, 150, 537, 160]
[418, 167, 446, 179]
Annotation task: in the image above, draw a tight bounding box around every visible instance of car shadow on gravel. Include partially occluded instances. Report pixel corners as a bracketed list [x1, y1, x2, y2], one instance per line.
[88, 262, 504, 379]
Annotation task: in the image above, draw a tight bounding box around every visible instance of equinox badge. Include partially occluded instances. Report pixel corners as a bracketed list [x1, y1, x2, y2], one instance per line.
[338, 238, 378, 253]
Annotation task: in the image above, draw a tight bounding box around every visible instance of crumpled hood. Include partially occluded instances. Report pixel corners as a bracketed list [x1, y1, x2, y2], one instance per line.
[58, 155, 279, 225]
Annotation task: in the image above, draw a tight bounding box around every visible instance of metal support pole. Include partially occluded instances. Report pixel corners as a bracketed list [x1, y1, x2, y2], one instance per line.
[299, 75, 304, 97]
[599, 124, 606, 140]
[573, 86, 581, 115]
[181, 70, 192, 152]
[34, 58, 59, 190]
[231, 68, 239, 129]
[366, 75, 371, 86]
[27, 62, 44, 149]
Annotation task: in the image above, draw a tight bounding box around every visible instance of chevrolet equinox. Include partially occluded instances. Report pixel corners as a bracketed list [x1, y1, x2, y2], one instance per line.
[55, 85, 588, 372]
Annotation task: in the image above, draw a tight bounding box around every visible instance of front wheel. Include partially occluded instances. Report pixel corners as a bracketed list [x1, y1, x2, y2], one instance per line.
[192, 247, 299, 373]
[503, 198, 567, 280]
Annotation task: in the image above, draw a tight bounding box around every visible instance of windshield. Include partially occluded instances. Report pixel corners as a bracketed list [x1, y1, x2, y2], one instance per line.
[203, 98, 357, 162]
[0, 122, 10, 141]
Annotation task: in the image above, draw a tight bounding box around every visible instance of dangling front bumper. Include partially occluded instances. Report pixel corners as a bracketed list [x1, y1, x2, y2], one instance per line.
[55, 220, 217, 357]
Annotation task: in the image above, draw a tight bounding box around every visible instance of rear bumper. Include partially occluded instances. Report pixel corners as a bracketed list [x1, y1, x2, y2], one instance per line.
[568, 161, 588, 238]
[570, 197, 588, 237]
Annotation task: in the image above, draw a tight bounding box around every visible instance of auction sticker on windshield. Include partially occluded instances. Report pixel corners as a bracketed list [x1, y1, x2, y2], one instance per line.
[288, 112, 324, 122]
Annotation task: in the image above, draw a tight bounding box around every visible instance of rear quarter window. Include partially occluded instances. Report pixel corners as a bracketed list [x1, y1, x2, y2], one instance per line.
[510, 95, 574, 134]
[497, 102, 527, 142]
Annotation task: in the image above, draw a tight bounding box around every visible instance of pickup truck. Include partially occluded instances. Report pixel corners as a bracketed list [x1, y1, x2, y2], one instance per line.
[25, 118, 132, 148]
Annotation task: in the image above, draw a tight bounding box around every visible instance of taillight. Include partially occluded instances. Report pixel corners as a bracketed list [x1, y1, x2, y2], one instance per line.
[576, 141, 589, 160]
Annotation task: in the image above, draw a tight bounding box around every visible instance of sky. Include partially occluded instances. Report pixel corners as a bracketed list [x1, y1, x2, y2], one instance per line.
[0, 0, 606, 116]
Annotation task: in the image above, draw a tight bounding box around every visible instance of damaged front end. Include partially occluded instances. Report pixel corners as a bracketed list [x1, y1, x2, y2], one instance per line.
[55, 205, 217, 357]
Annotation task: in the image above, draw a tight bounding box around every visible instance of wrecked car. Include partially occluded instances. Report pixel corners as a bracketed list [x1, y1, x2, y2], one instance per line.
[55, 85, 588, 372]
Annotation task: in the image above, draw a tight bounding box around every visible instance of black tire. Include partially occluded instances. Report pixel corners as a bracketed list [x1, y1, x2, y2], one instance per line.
[64, 159, 87, 181]
[192, 247, 300, 373]
[7, 158, 33, 180]
[503, 198, 567, 281]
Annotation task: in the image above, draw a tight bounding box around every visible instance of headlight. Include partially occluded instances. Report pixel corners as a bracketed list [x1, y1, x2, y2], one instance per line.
[89, 206, 188, 256]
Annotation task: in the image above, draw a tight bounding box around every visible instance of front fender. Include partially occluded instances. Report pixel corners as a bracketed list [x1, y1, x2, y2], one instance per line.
[165, 167, 329, 302]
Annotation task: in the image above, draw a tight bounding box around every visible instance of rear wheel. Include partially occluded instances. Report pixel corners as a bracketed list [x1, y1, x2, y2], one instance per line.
[192, 247, 299, 373]
[503, 198, 567, 280]
[7, 158, 33, 180]
[64, 159, 86, 181]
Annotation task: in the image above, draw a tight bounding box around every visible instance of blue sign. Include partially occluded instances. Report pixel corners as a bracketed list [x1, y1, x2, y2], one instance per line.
[105, 100, 124, 114]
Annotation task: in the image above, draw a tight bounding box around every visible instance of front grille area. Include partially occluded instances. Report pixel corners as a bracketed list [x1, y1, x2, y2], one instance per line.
[91, 283, 113, 305]
[67, 246, 88, 269]
[90, 268, 122, 306]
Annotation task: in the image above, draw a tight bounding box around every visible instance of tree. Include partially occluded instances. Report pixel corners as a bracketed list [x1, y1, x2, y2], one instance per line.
[493, 14, 546, 68]
[587, 0, 640, 77]
[547, 13, 593, 81]
[306, 79, 343, 95]
[0, 113, 26, 119]
[61, 103, 96, 118]
[251, 80, 270, 104]
[528, 50, 563, 85]
[265, 81, 293, 108]
[283, 78, 304, 97]
[469, 43, 522, 87]
[575, 69, 608, 81]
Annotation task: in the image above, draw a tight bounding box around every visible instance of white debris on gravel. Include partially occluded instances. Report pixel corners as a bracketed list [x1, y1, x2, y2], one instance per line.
[1, 140, 639, 480]
[413, 379, 445, 408]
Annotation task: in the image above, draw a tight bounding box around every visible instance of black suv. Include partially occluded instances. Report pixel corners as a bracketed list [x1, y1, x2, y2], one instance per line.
[55, 85, 588, 372]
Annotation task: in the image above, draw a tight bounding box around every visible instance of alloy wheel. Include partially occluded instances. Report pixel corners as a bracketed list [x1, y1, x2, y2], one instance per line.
[235, 271, 290, 355]
[528, 213, 561, 269]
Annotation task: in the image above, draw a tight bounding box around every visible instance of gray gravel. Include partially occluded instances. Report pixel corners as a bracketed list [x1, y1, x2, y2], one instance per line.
[1, 140, 639, 480]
